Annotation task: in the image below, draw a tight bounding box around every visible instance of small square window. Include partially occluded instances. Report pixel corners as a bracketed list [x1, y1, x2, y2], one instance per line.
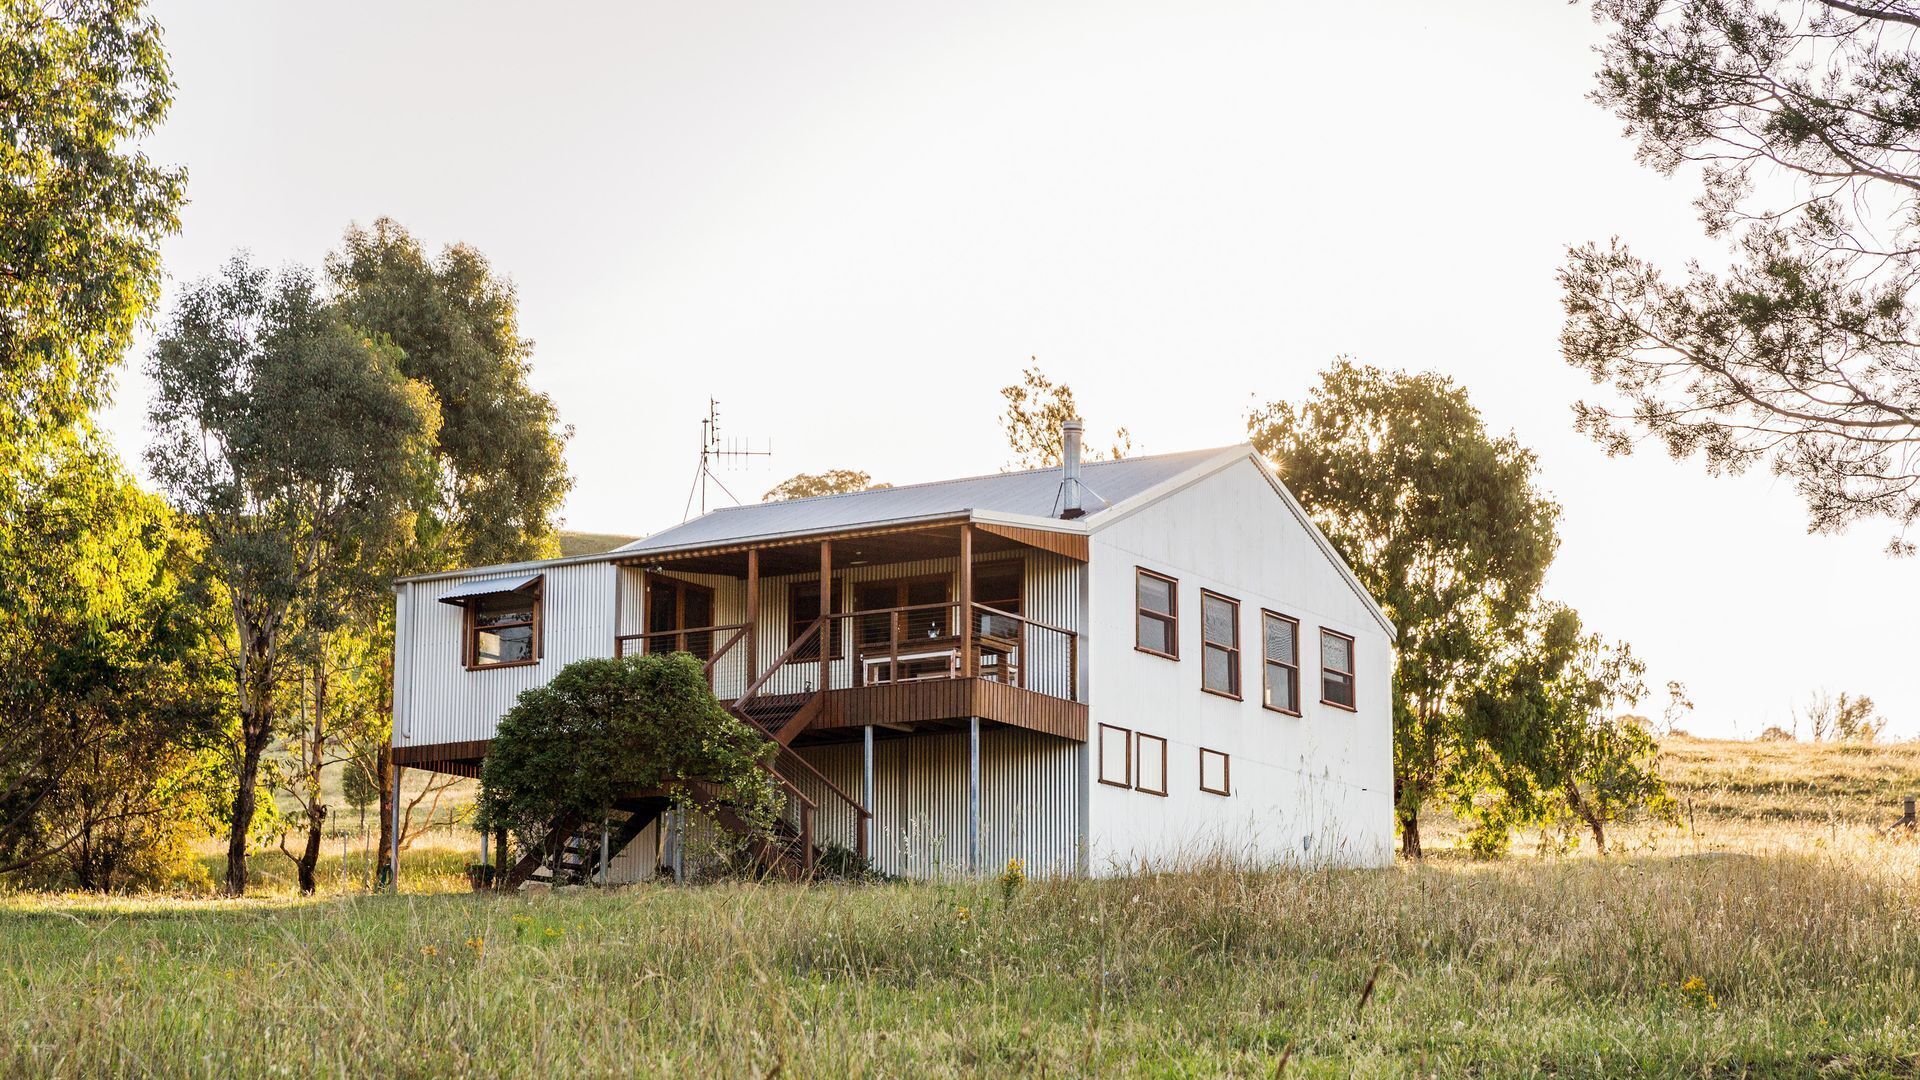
[464, 584, 541, 669]
[1199, 748, 1231, 796]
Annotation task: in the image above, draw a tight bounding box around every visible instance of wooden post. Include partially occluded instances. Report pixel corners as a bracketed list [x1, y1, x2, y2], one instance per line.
[389, 764, 403, 895]
[818, 540, 832, 692]
[1903, 795, 1916, 827]
[958, 524, 974, 678]
[599, 819, 610, 882]
[968, 716, 981, 874]
[744, 547, 760, 680]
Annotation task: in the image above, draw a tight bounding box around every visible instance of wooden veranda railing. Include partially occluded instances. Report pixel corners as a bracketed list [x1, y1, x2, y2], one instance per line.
[615, 623, 750, 690]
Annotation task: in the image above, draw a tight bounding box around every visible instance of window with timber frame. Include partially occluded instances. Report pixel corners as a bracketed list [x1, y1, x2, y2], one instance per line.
[1199, 747, 1231, 796]
[1262, 610, 1300, 715]
[1320, 628, 1356, 710]
[1135, 568, 1178, 659]
[788, 579, 844, 660]
[465, 587, 541, 669]
[1134, 733, 1168, 796]
[1098, 723, 1132, 788]
[1200, 590, 1241, 698]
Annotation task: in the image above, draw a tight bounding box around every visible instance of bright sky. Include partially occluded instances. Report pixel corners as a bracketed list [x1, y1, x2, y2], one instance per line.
[104, 1, 1916, 738]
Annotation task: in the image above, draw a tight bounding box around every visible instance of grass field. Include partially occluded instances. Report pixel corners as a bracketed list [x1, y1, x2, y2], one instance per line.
[4, 736, 1919, 1077]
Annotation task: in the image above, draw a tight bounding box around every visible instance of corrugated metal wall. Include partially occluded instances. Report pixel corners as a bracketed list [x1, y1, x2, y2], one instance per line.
[792, 729, 1082, 879]
[394, 561, 617, 747]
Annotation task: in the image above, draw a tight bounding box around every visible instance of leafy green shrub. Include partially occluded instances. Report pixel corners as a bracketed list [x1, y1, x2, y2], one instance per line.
[478, 654, 781, 864]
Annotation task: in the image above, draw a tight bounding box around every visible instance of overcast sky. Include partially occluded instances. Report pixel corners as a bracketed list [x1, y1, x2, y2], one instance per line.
[106, 1, 1915, 738]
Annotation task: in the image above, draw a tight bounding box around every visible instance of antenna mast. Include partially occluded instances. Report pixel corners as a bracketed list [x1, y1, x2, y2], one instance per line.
[684, 398, 773, 520]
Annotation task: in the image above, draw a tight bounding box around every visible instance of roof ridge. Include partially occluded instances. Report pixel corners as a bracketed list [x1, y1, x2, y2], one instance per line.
[709, 445, 1241, 516]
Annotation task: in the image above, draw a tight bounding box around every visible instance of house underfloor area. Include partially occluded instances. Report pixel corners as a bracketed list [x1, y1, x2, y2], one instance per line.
[392, 723, 1089, 886]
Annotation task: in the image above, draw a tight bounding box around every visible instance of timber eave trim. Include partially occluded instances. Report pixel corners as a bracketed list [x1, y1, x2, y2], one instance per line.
[613, 512, 1091, 568]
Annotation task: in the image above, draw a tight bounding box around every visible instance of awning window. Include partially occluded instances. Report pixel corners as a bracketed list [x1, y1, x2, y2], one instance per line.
[436, 573, 543, 606]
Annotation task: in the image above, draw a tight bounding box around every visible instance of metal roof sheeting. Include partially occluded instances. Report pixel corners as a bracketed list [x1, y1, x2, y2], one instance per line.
[619, 447, 1237, 556]
[434, 573, 543, 605]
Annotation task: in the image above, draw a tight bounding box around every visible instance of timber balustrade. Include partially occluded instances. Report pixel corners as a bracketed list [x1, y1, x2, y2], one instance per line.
[714, 602, 1080, 703]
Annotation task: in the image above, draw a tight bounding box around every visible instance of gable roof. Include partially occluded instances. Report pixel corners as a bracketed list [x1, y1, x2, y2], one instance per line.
[615, 447, 1233, 557]
[394, 443, 1396, 640]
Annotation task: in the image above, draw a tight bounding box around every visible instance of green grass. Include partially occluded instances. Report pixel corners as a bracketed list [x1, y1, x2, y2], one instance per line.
[7, 852, 1920, 1076]
[6, 736, 1920, 1077]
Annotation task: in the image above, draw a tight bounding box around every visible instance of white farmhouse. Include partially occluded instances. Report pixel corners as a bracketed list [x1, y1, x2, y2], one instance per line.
[390, 424, 1395, 884]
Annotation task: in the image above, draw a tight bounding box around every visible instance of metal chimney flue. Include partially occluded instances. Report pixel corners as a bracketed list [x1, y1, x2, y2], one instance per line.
[1060, 419, 1085, 519]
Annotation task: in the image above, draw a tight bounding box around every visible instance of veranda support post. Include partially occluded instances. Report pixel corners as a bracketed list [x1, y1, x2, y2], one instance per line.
[968, 716, 981, 874]
[862, 725, 875, 859]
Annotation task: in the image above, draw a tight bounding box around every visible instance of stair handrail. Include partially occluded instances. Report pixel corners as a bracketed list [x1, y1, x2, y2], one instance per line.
[733, 616, 826, 708]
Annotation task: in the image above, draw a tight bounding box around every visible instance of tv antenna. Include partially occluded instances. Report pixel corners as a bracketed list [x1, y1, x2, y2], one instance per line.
[683, 398, 772, 520]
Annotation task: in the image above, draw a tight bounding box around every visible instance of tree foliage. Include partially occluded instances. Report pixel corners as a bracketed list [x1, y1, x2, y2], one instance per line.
[999, 361, 1132, 469]
[328, 218, 571, 570]
[1249, 360, 1562, 856]
[762, 469, 889, 501]
[477, 654, 781, 861]
[1468, 605, 1675, 854]
[1565, 0, 1920, 550]
[146, 255, 440, 895]
[1792, 689, 1886, 743]
[0, 0, 186, 442]
[0, 429, 225, 887]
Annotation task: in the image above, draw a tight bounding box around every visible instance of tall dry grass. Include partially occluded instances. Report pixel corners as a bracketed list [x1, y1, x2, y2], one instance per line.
[3, 735, 1917, 1076]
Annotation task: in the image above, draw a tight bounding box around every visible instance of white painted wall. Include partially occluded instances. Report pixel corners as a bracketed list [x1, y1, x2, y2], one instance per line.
[1083, 455, 1395, 870]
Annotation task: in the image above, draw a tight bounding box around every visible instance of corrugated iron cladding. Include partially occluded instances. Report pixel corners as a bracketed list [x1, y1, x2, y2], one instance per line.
[395, 561, 616, 747]
[793, 730, 1082, 879]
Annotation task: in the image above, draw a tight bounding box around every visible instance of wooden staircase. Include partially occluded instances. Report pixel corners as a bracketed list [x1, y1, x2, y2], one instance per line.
[500, 796, 667, 889]
[498, 616, 870, 888]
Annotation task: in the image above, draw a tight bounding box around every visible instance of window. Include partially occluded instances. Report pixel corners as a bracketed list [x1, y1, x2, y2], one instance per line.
[1098, 724, 1132, 788]
[1262, 611, 1300, 714]
[1134, 733, 1168, 796]
[644, 575, 715, 659]
[974, 561, 1023, 616]
[1200, 591, 1240, 698]
[1199, 748, 1231, 796]
[467, 590, 539, 669]
[1320, 628, 1356, 710]
[1135, 568, 1178, 658]
[853, 574, 951, 649]
[788, 580, 844, 660]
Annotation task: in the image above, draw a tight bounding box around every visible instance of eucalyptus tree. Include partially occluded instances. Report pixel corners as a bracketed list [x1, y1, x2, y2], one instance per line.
[1250, 361, 1561, 856]
[1565, 0, 1920, 550]
[999, 361, 1132, 469]
[762, 470, 889, 501]
[0, 0, 186, 444]
[146, 256, 439, 895]
[1468, 605, 1675, 854]
[328, 218, 571, 570]
[326, 218, 571, 880]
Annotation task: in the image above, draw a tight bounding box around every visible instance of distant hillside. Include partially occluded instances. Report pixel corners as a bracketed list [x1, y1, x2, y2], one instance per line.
[1659, 734, 1920, 827]
[557, 531, 639, 557]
